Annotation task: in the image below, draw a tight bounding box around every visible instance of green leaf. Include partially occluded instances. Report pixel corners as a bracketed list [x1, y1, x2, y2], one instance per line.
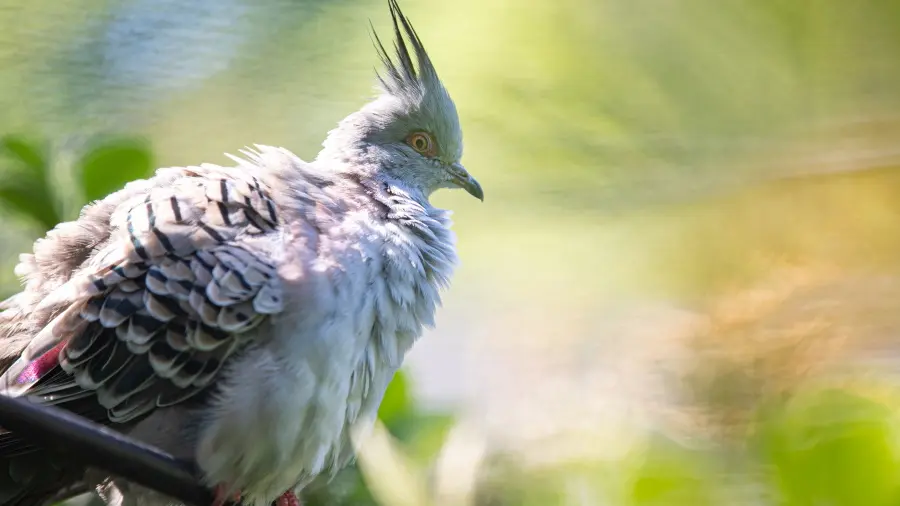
[78, 139, 153, 203]
[0, 135, 59, 230]
[0, 135, 47, 175]
[628, 436, 714, 506]
[378, 370, 411, 427]
[0, 185, 60, 231]
[401, 413, 455, 464]
[759, 389, 900, 506]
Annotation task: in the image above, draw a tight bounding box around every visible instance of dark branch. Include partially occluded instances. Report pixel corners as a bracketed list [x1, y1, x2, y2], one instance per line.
[0, 395, 224, 506]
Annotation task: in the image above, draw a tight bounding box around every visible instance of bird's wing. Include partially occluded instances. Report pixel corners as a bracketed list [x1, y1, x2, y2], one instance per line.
[0, 162, 286, 424]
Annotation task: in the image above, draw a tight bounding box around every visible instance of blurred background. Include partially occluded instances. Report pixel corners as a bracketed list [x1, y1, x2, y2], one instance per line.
[3, 0, 900, 504]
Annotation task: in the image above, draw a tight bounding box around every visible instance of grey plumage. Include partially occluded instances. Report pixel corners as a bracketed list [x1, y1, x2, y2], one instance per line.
[0, 1, 481, 505]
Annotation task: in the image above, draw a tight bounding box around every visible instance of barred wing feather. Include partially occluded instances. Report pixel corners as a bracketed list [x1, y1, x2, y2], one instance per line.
[0, 164, 285, 424]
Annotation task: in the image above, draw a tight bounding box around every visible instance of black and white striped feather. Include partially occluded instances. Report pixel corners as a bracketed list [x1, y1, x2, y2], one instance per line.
[0, 164, 285, 424]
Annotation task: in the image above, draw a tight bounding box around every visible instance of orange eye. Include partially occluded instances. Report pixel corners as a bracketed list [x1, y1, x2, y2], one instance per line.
[406, 132, 436, 156]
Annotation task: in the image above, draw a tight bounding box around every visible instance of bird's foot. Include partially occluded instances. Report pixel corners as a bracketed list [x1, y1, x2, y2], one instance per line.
[276, 490, 301, 506]
[212, 483, 242, 506]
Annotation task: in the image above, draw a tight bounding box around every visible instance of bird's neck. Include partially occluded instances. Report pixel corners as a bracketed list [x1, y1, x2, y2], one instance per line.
[314, 120, 372, 173]
[302, 151, 458, 293]
[312, 147, 435, 208]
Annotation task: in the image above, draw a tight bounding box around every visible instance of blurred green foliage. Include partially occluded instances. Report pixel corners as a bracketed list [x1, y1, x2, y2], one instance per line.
[0, 136, 62, 230]
[468, 386, 900, 506]
[758, 389, 900, 506]
[0, 136, 155, 228]
[77, 139, 154, 203]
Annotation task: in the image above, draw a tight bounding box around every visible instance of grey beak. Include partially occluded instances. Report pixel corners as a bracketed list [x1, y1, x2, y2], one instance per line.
[449, 163, 484, 201]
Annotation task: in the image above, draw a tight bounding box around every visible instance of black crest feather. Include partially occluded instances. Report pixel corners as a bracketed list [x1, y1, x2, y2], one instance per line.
[371, 0, 440, 96]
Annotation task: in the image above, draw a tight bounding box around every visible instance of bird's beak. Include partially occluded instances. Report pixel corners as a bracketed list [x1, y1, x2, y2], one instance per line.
[448, 163, 484, 201]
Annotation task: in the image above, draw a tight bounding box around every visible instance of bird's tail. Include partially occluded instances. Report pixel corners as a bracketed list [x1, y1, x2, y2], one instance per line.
[0, 436, 86, 506]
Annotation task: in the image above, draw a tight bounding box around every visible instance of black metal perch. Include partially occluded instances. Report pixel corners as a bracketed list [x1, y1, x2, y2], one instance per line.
[0, 395, 222, 506]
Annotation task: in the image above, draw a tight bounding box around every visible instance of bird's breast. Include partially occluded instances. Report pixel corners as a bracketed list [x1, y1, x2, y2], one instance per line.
[192, 210, 453, 504]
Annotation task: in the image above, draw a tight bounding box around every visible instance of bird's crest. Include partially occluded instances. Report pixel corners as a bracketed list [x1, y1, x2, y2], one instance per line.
[371, 0, 442, 99]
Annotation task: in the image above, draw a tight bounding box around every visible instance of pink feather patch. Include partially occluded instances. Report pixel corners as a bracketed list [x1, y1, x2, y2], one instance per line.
[15, 341, 67, 385]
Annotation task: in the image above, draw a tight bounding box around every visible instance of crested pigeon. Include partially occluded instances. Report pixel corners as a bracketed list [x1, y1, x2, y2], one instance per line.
[0, 1, 482, 504]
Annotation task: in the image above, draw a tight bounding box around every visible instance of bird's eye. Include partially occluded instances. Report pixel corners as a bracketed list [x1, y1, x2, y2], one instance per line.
[406, 132, 436, 157]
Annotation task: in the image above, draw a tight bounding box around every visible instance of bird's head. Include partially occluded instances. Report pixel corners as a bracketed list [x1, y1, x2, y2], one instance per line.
[318, 0, 483, 201]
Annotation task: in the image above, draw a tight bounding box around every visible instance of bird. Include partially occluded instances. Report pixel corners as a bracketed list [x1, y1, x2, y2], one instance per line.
[0, 0, 482, 504]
